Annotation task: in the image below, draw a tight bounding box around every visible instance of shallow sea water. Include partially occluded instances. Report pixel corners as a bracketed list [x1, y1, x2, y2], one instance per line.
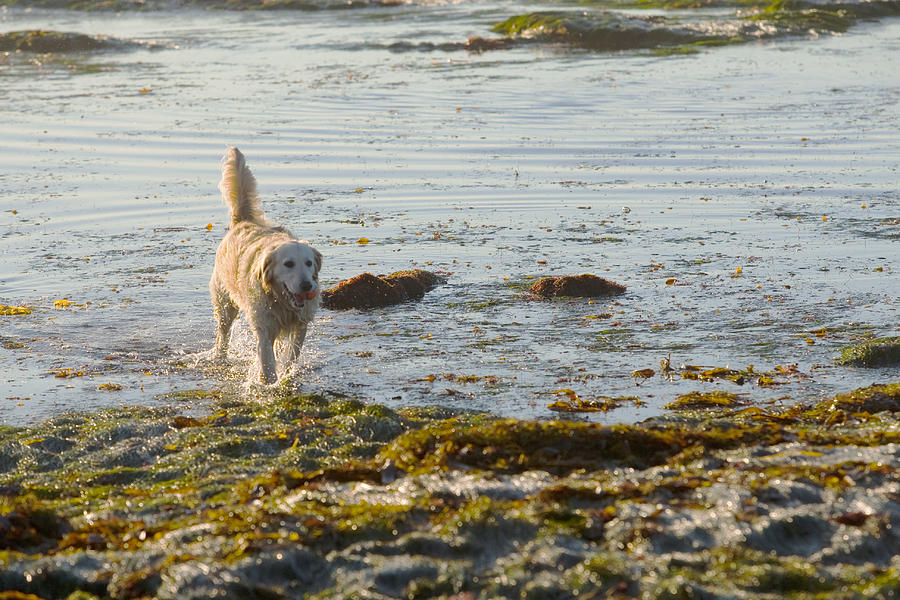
[1, 4, 898, 425]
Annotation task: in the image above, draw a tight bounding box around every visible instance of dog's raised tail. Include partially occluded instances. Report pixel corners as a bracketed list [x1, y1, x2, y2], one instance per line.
[219, 147, 268, 226]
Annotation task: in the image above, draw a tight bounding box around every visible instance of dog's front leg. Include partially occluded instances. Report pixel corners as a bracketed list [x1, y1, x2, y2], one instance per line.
[255, 327, 278, 384]
[285, 324, 309, 365]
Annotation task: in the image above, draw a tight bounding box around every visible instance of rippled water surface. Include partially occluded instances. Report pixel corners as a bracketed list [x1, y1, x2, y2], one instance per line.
[1, 2, 898, 425]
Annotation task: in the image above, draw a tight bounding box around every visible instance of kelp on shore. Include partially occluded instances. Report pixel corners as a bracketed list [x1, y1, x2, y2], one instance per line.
[1, 382, 900, 598]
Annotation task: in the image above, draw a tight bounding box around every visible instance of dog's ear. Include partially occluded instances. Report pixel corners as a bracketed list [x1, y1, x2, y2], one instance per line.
[253, 251, 274, 293]
[312, 248, 323, 280]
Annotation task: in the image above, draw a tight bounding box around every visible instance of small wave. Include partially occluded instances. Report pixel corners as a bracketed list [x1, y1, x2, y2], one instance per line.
[380, 37, 516, 53]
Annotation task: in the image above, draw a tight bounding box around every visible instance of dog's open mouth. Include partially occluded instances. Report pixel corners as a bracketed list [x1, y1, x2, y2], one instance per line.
[284, 286, 318, 310]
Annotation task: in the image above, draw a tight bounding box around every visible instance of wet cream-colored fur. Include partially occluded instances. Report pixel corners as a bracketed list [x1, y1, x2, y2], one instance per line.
[210, 147, 322, 383]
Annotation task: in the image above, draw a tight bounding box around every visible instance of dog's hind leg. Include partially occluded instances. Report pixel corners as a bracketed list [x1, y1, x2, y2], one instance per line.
[213, 299, 239, 359]
[210, 275, 239, 359]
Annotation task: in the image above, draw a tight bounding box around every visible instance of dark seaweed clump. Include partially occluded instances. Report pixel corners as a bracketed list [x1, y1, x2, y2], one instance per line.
[529, 273, 626, 299]
[320, 269, 443, 310]
[0, 30, 127, 52]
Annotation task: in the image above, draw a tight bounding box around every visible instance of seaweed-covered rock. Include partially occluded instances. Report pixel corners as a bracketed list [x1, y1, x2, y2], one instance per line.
[321, 269, 443, 310]
[0, 30, 124, 53]
[529, 274, 625, 299]
[836, 337, 900, 368]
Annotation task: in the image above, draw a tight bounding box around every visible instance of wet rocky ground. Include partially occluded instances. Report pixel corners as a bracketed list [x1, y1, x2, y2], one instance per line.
[2, 381, 900, 599]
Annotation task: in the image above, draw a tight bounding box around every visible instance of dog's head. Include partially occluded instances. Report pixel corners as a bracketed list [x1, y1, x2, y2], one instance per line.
[255, 241, 322, 311]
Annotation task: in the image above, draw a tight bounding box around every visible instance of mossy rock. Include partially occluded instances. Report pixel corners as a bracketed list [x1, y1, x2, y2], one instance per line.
[529, 274, 626, 299]
[665, 390, 745, 410]
[321, 269, 443, 310]
[836, 337, 900, 368]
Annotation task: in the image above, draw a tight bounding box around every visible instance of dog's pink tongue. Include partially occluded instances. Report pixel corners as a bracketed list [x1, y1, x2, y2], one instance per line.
[301, 290, 318, 301]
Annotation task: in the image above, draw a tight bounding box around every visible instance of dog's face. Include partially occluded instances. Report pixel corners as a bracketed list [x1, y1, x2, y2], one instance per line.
[259, 241, 322, 311]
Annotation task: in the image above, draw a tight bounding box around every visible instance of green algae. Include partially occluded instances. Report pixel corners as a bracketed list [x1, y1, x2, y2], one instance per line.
[836, 336, 900, 368]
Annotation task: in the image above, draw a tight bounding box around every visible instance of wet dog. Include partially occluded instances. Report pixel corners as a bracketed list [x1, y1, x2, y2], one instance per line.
[210, 147, 322, 383]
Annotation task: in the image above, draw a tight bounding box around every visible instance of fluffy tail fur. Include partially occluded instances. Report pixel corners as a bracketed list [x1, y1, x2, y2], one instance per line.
[219, 147, 269, 226]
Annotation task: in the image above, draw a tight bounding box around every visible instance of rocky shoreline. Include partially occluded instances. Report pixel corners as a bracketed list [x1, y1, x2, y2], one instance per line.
[1, 382, 899, 599]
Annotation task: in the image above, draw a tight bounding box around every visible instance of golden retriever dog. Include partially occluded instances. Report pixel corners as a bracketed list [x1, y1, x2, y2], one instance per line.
[210, 147, 322, 384]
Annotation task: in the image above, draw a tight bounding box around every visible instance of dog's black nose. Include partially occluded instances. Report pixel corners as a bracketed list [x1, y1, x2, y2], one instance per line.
[301, 281, 313, 292]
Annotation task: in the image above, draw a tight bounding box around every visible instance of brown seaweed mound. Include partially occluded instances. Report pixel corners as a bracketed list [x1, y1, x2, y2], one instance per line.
[529, 274, 626, 299]
[321, 269, 443, 310]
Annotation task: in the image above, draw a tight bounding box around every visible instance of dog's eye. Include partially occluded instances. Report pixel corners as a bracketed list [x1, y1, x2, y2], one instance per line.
[284, 260, 295, 268]
[305, 260, 313, 267]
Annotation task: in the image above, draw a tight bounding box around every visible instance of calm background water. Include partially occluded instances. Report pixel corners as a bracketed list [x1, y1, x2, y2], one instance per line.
[1, 4, 898, 425]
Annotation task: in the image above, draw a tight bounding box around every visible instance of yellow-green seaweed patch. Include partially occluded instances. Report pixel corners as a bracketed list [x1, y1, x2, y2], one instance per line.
[665, 390, 746, 410]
